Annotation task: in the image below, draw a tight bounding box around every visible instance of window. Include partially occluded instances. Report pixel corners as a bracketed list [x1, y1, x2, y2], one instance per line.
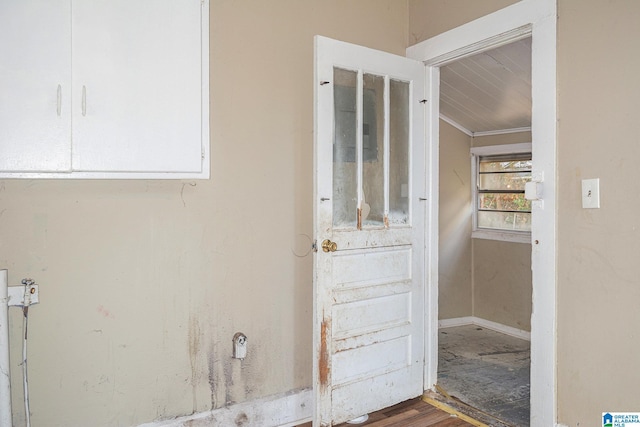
[471, 143, 532, 243]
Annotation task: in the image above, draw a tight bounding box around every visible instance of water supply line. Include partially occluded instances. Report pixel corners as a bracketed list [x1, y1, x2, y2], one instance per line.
[0, 271, 39, 427]
[22, 279, 33, 427]
[0, 270, 11, 427]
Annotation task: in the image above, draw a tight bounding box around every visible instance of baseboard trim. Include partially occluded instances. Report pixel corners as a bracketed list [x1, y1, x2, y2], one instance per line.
[439, 316, 531, 341]
[137, 387, 312, 427]
[438, 317, 475, 329]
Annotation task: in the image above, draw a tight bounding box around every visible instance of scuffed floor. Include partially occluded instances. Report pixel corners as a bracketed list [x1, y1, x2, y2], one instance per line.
[438, 325, 530, 427]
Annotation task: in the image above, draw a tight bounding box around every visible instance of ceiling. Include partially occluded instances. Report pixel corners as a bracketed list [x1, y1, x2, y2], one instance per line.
[439, 37, 532, 136]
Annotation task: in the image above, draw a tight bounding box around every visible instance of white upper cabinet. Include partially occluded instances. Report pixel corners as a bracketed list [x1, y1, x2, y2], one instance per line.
[0, 0, 209, 179]
[0, 0, 72, 172]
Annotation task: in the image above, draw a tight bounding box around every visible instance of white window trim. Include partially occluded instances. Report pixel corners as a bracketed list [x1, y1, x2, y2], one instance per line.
[470, 142, 532, 244]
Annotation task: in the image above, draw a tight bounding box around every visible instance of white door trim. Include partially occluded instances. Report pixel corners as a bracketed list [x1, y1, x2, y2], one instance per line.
[407, 1, 557, 426]
[422, 65, 439, 392]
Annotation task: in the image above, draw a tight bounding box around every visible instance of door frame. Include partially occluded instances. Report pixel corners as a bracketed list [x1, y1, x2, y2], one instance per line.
[406, 0, 557, 426]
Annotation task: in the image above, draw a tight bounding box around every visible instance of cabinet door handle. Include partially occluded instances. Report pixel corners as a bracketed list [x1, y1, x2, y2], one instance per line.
[56, 85, 62, 116]
[82, 85, 87, 117]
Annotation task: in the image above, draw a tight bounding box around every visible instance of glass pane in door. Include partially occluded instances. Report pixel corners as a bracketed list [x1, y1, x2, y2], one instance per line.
[333, 67, 358, 228]
[388, 79, 410, 225]
[361, 73, 384, 227]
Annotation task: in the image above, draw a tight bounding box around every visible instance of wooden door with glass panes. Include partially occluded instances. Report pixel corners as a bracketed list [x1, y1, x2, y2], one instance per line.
[313, 36, 428, 426]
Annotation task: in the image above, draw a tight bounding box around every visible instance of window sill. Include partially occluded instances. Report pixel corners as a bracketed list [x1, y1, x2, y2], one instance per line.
[472, 229, 531, 244]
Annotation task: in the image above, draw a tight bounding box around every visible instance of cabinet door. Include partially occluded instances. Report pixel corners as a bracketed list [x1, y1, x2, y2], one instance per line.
[71, 0, 204, 173]
[0, 0, 72, 172]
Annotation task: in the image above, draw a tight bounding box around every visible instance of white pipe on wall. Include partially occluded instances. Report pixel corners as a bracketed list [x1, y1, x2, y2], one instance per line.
[0, 269, 12, 427]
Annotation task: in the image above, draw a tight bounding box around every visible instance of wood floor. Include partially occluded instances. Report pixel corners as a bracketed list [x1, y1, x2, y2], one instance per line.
[297, 397, 477, 427]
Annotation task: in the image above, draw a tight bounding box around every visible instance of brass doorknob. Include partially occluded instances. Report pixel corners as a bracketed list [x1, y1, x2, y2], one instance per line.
[321, 239, 337, 253]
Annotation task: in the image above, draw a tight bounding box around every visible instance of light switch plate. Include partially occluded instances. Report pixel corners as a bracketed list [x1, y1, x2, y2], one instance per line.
[582, 178, 600, 209]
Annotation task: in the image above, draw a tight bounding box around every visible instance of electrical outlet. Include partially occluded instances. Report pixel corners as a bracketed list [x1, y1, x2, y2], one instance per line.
[233, 332, 247, 360]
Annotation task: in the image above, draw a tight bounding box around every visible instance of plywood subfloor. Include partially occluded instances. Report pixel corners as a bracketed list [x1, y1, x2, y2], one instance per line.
[438, 325, 530, 427]
[297, 397, 476, 427]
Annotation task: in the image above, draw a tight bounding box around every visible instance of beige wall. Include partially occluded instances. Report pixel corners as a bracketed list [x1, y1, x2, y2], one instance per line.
[472, 239, 532, 330]
[438, 121, 473, 320]
[408, 0, 519, 44]
[0, 2, 409, 426]
[557, 1, 640, 424]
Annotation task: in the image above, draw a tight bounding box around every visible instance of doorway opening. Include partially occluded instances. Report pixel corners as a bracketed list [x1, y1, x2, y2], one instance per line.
[312, 2, 556, 424]
[435, 38, 532, 426]
[408, 2, 557, 424]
